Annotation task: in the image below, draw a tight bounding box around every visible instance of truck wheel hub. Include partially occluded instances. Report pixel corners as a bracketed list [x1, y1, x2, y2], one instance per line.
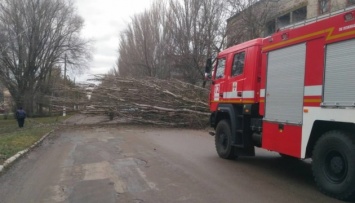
[325, 151, 347, 183]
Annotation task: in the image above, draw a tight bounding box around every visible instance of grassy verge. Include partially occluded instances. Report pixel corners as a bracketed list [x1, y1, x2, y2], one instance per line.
[0, 115, 70, 164]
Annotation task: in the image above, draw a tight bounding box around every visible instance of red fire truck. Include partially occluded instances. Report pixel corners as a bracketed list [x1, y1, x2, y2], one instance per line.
[206, 7, 355, 200]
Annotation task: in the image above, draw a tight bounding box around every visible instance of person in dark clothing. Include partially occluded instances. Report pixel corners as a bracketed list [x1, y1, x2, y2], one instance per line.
[16, 107, 26, 128]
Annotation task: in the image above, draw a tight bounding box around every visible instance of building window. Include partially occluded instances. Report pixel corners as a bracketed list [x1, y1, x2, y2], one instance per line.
[277, 13, 291, 28]
[292, 6, 307, 23]
[215, 58, 226, 79]
[349, 0, 355, 5]
[231, 52, 245, 77]
[319, 0, 330, 14]
[264, 6, 307, 36]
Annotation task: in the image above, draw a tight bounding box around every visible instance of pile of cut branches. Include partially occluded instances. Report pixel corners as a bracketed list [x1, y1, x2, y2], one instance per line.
[88, 76, 210, 128]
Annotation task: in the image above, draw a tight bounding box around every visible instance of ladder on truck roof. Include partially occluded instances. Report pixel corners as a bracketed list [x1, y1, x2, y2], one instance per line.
[280, 5, 355, 31]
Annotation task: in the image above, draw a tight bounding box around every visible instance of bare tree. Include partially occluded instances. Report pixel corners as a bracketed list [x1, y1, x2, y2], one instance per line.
[164, 0, 236, 84]
[118, 1, 170, 78]
[117, 0, 234, 85]
[0, 0, 91, 115]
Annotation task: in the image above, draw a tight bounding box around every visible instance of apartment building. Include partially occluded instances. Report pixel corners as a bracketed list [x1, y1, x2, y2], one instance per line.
[227, 0, 355, 46]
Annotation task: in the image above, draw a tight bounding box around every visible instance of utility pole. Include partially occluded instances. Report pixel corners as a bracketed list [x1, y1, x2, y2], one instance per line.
[63, 54, 67, 116]
[74, 77, 77, 110]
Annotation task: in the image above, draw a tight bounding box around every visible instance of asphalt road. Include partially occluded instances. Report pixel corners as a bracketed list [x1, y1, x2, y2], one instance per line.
[0, 116, 345, 203]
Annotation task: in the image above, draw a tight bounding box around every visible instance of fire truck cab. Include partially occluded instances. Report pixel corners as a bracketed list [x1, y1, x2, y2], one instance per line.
[208, 7, 355, 200]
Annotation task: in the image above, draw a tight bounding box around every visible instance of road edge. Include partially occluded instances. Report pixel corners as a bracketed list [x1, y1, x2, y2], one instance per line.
[0, 130, 54, 174]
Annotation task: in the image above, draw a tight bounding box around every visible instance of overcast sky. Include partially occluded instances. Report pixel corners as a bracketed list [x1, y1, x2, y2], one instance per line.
[75, 0, 155, 81]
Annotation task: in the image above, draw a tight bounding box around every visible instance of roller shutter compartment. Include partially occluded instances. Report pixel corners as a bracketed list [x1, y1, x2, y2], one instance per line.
[265, 43, 306, 124]
[324, 39, 355, 107]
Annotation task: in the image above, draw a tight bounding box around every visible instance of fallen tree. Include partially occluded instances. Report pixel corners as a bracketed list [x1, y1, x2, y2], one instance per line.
[88, 76, 210, 128]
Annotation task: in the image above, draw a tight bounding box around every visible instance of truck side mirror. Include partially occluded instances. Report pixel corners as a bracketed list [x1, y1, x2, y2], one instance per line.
[204, 58, 212, 80]
[203, 58, 213, 88]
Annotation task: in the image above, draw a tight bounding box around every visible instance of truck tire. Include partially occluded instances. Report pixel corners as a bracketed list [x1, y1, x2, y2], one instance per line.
[215, 120, 236, 159]
[312, 130, 355, 201]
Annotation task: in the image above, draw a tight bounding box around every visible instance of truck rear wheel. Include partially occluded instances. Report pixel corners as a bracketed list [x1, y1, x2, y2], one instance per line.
[215, 120, 236, 159]
[312, 130, 355, 201]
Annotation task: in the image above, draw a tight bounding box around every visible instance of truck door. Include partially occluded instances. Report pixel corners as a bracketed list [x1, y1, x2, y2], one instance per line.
[211, 57, 227, 106]
[224, 51, 246, 103]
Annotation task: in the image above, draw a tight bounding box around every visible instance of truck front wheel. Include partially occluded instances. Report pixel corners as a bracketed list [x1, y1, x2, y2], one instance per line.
[312, 130, 355, 200]
[215, 120, 236, 159]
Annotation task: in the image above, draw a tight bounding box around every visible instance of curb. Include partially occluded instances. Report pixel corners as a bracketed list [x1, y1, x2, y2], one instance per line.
[0, 130, 54, 174]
